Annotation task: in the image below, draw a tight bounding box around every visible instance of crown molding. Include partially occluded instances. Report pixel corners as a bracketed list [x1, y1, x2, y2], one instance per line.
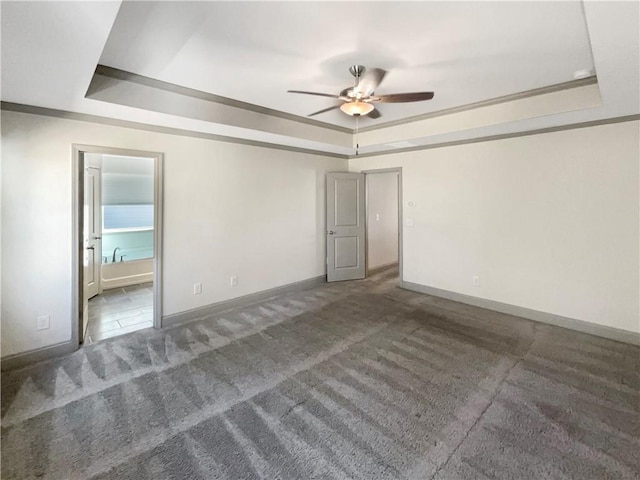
[92, 65, 353, 134]
[349, 114, 640, 159]
[0, 102, 349, 159]
[358, 76, 599, 133]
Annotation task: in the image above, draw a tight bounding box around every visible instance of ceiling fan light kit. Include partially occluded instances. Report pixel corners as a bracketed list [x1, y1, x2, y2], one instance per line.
[340, 101, 374, 116]
[287, 64, 435, 119]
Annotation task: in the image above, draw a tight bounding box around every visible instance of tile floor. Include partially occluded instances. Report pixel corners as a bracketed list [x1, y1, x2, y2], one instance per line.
[86, 282, 153, 343]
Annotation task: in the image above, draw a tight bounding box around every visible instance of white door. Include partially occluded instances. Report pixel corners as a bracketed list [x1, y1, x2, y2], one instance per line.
[82, 161, 102, 341]
[326, 172, 366, 282]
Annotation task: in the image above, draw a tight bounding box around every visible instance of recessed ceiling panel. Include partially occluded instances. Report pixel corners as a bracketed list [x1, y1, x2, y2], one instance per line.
[100, 1, 594, 128]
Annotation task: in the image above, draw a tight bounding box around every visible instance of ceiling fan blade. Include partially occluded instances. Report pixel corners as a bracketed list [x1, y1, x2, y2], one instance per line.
[368, 107, 382, 119]
[287, 90, 340, 99]
[308, 104, 341, 117]
[356, 68, 387, 96]
[375, 92, 434, 103]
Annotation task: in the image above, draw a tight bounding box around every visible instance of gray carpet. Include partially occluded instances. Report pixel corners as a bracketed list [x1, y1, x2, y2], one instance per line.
[2, 268, 639, 479]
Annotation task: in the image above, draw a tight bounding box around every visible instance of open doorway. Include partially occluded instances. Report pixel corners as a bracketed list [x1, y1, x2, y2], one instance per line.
[325, 169, 402, 285]
[365, 169, 401, 283]
[73, 145, 163, 346]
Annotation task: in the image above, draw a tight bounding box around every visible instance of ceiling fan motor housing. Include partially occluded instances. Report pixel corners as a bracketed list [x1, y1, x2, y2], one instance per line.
[348, 65, 366, 78]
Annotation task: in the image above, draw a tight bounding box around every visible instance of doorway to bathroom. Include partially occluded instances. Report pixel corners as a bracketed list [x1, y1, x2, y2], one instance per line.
[73, 145, 163, 346]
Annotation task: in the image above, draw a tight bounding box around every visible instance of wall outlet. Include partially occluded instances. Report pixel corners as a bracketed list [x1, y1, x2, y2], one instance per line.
[36, 314, 50, 331]
[472, 276, 480, 286]
[230, 276, 238, 287]
[193, 283, 202, 295]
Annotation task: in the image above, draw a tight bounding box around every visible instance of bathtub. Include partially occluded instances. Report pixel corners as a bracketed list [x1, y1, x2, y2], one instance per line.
[101, 228, 154, 289]
[101, 258, 154, 289]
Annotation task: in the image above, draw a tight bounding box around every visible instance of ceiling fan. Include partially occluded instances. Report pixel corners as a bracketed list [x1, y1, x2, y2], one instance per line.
[287, 65, 434, 119]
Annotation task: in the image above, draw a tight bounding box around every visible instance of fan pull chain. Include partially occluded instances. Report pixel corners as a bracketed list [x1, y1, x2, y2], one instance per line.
[355, 115, 359, 156]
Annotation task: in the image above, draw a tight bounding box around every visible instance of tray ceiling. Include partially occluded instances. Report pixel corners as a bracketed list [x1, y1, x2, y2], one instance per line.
[1, 1, 638, 157]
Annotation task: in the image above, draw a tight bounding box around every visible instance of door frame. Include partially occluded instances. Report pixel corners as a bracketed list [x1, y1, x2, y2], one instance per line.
[362, 167, 403, 284]
[72, 144, 164, 346]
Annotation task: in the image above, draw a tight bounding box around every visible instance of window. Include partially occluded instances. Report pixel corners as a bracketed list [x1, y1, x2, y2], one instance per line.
[103, 204, 154, 231]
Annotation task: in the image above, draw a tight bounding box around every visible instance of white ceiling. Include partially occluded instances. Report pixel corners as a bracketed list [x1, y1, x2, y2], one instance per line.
[99, 1, 594, 128]
[1, 1, 638, 157]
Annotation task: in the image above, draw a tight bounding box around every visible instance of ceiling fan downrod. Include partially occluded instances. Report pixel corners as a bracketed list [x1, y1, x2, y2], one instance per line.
[348, 65, 366, 80]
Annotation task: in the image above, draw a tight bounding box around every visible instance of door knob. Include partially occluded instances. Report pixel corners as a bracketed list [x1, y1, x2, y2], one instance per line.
[87, 246, 95, 250]
[93, 235, 102, 240]
[328, 230, 336, 235]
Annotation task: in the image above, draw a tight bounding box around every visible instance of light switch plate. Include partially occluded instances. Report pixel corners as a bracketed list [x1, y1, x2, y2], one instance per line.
[36, 314, 50, 331]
